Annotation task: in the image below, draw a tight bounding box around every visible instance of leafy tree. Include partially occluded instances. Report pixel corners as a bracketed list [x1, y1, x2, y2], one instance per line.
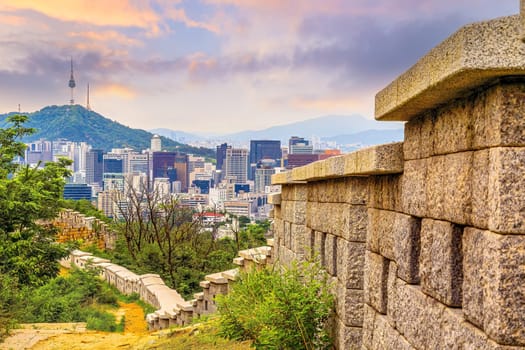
[0, 116, 71, 286]
[0, 115, 72, 336]
[217, 259, 334, 350]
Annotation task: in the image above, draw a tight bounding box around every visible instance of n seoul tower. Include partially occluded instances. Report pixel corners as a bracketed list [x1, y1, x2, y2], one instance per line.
[68, 58, 76, 105]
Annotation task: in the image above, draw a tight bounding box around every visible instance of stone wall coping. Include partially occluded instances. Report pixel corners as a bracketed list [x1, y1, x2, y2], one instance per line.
[233, 257, 244, 266]
[271, 142, 403, 185]
[376, 15, 525, 121]
[238, 246, 272, 262]
[221, 268, 239, 281]
[205, 272, 229, 284]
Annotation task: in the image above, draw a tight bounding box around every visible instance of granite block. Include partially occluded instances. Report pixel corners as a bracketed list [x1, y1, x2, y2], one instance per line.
[291, 223, 308, 255]
[336, 284, 364, 327]
[342, 204, 368, 242]
[283, 221, 291, 249]
[393, 214, 421, 284]
[366, 208, 395, 260]
[463, 227, 485, 328]
[363, 251, 389, 314]
[371, 314, 415, 350]
[333, 317, 362, 350]
[488, 147, 525, 234]
[442, 151, 473, 225]
[324, 233, 337, 276]
[434, 97, 474, 155]
[337, 238, 365, 289]
[395, 284, 445, 350]
[403, 114, 423, 160]
[344, 177, 369, 205]
[401, 158, 427, 217]
[420, 218, 463, 307]
[425, 154, 446, 219]
[368, 175, 403, 212]
[314, 230, 326, 266]
[483, 231, 525, 345]
[471, 149, 490, 229]
[386, 261, 399, 329]
[362, 303, 376, 349]
[478, 83, 525, 148]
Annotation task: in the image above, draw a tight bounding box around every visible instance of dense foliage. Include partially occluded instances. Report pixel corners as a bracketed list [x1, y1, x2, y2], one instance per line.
[217, 260, 334, 350]
[0, 115, 74, 339]
[21, 268, 124, 332]
[0, 105, 215, 156]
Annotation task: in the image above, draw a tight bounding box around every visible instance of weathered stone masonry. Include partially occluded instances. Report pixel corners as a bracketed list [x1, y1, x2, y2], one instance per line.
[270, 10, 525, 350]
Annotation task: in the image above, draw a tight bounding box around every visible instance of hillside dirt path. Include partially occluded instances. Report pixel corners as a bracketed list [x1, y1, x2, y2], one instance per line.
[1, 302, 152, 350]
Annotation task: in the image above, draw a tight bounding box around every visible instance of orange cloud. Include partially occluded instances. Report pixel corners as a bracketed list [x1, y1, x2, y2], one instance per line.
[1, 0, 219, 36]
[94, 83, 136, 99]
[1, 0, 161, 32]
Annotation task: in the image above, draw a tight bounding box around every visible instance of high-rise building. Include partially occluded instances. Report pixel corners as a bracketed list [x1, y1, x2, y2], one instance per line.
[128, 153, 150, 175]
[97, 189, 122, 218]
[225, 148, 248, 184]
[289, 136, 313, 154]
[255, 160, 276, 193]
[192, 179, 211, 194]
[216, 143, 228, 171]
[152, 152, 176, 179]
[287, 154, 320, 169]
[249, 140, 281, 180]
[103, 154, 124, 174]
[188, 155, 205, 173]
[103, 173, 125, 191]
[174, 153, 189, 192]
[73, 142, 91, 173]
[25, 139, 53, 166]
[86, 149, 104, 186]
[151, 134, 161, 152]
[63, 183, 92, 200]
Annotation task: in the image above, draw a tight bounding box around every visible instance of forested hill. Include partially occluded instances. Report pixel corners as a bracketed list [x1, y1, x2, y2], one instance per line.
[0, 105, 214, 158]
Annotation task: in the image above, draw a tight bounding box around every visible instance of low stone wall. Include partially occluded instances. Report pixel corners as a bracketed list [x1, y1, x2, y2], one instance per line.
[61, 246, 272, 330]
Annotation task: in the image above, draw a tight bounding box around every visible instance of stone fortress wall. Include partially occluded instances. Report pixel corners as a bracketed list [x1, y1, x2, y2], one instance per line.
[269, 8, 525, 350]
[53, 209, 116, 250]
[61, 246, 272, 330]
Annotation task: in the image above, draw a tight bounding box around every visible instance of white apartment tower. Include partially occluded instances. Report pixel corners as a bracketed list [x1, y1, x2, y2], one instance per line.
[225, 147, 248, 184]
[151, 134, 161, 152]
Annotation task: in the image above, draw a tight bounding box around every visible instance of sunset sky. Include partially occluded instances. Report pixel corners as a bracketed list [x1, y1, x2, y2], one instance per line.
[0, 1, 518, 133]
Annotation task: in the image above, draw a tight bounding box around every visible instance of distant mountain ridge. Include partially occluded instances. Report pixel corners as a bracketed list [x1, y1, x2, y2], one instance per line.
[152, 115, 404, 146]
[223, 115, 402, 143]
[0, 105, 214, 158]
[325, 129, 404, 146]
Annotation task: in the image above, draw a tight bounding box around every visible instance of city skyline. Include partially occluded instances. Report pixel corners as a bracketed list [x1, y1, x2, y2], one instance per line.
[0, 1, 518, 133]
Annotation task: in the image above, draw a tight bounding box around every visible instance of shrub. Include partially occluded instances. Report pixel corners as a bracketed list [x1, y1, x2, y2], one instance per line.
[20, 267, 124, 332]
[217, 259, 334, 350]
[85, 309, 118, 332]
